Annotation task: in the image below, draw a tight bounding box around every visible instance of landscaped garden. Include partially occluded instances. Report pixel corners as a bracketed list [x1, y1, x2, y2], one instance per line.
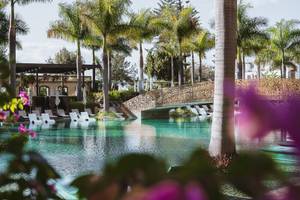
[1, 0, 300, 199]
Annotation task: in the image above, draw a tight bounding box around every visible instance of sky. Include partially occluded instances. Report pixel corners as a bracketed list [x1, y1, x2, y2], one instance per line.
[12, 0, 300, 68]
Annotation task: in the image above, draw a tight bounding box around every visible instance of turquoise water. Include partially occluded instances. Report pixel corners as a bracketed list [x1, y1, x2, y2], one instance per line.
[0, 119, 298, 180]
[18, 119, 211, 178]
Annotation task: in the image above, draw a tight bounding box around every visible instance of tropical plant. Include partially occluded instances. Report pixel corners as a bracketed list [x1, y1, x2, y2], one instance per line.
[209, 0, 237, 157]
[82, 33, 103, 91]
[81, 0, 132, 112]
[237, 0, 268, 79]
[48, 2, 88, 100]
[159, 6, 199, 86]
[6, 0, 52, 97]
[268, 19, 300, 78]
[129, 9, 158, 92]
[192, 31, 215, 82]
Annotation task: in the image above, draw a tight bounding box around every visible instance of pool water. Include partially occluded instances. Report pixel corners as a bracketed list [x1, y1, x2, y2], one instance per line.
[24, 119, 211, 178]
[0, 119, 298, 179]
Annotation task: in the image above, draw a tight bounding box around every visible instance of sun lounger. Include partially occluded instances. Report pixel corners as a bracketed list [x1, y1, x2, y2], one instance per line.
[57, 109, 69, 118]
[85, 108, 96, 117]
[28, 113, 42, 125]
[70, 112, 80, 123]
[80, 112, 96, 123]
[45, 110, 57, 118]
[41, 113, 56, 125]
[18, 110, 29, 119]
[71, 109, 80, 116]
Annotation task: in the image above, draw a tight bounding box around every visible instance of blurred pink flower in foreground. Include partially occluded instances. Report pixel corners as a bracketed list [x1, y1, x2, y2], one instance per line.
[145, 181, 207, 200]
[18, 124, 37, 138]
[236, 86, 300, 153]
[0, 111, 6, 121]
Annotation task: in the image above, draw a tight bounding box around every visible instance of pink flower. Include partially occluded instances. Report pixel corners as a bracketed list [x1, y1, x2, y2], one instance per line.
[19, 91, 30, 106]
[0, 111, 6, 121]
[18, 124, 27, 134]
[145, 181, 207, 200]
[236, 86, 281, 139]
[29, 130, 37, 138]
[18, 124, 37, 138]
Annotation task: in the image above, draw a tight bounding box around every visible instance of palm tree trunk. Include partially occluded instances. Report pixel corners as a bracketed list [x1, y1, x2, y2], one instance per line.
[242, 53, 246, 79]
[76, 39, 82, 101]
[191, 51, 195, 85]
[237, 48, 242, 79]
[9, 0, 16, 97]
[178, 42, 184, 86]
[171, 56, 174, 87]
[92, 48, 96, 91]
[139, 42, 144, 92]
[281, 50, 286, 79]
[108, 50, 112, 89]
[257, 63, 261, 79]
[209, 0, 237, 157]
[102, 37, 109, 112]
[198, 52, 202, 82]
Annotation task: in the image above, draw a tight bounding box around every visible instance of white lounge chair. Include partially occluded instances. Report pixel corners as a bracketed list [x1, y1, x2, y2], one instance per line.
[32, 110, 41, 118]
[186, 106, 200, 116]
[41, 113, 56, 125]
[80, 112, 96, 123]
[28, 113, 42, 125]
[84, 108, 96, 117]
[18, 110, 29, 119]
[71, 109, 80, 116]
[57, 109, 69, 118]
[45, 110, 57, 118]
[70, 112, 80, 123]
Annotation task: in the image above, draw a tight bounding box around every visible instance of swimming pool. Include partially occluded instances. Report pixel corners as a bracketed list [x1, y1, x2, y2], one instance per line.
[23, 119, 211, 178]
[0, 119, 298, 179]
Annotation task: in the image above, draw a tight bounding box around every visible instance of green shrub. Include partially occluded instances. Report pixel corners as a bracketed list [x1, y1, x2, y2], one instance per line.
[96, 111, 121, 121]
[169, 107, 197, 118]
[91, 89, 139, 103]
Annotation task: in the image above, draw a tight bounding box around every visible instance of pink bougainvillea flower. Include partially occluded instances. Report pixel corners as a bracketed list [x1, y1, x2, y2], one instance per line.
[278, 96, 300, 154]
[0, 111, 6, 121]
[235, 85, 281, 139]
[145, 181, 207, 200]
[18, 124, 37, 138]
[18, 124, 27, 134]
[29, 130, 37, 138]
[19, 91, 30, 106]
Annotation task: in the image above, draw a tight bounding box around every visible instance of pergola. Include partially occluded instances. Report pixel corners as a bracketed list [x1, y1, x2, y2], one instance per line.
[16, 63, 100, 96]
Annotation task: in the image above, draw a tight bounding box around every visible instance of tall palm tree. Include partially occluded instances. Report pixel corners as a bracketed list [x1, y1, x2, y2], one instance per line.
[48, 2, 88, 100]
[7, 0, 52, 96]
[237, 0, 268, 79]
[209, 0, 237, 157]
[192, 31, 215, 82]
[82, 0, 131, 112]
[172, 7, 199, 86]
[82, 34, 103, 91]
[129, 9, 159, 92]
[268, 19, 300, 78]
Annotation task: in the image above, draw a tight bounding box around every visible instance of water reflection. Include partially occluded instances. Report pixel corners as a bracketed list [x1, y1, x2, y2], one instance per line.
[23, 119, 210, 178]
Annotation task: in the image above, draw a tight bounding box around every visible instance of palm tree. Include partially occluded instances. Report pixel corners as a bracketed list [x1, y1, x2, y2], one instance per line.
[129, 9, 160, 92]
[268, 19, 300, 78]
[192, 31, 215, 82]
[209, 0, 237, 157]
[174, 7, 199, 86]
[7, 0, 52, 96]
[82, 34, 103, 91]
[237, 0, 268, 79]
[82, 0, 131, 112]
[48, 2, 88, 100]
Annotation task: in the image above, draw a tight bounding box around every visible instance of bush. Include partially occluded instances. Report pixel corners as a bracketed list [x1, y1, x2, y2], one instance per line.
[169, 107, 197, 118]
[96, 111, 121, 121]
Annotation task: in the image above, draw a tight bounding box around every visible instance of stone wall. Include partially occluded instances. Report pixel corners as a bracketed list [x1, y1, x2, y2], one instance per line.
[124, 79, 300, 113]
